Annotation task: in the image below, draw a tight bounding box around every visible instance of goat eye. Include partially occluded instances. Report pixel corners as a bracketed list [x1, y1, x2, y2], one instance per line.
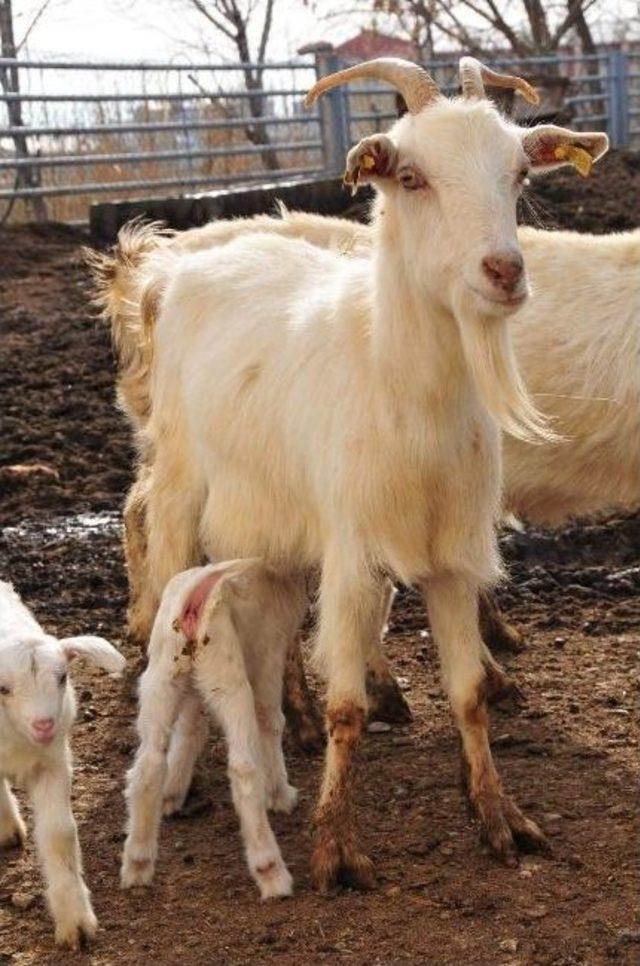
[59, 672, 67, 687]
[516, 167, 529, 187]
[0, 685, 10, 696]
[398, 167, 426, 191]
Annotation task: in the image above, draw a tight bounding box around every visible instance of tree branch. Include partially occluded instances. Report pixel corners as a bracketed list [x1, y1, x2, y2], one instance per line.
[187, 0, 237, 41]
[16, 0, 52, 52]
[258, 0, 274, 63]
[551, 0, 599, 47]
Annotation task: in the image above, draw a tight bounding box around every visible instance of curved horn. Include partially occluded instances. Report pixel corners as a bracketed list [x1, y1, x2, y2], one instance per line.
[305, 57, 440, 115]
[459, 56, 540, 105]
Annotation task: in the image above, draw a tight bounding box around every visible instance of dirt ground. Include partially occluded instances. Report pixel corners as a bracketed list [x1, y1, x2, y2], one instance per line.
[0, 156, 639, 965]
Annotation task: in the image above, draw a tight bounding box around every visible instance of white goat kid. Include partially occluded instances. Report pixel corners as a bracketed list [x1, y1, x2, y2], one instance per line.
[143, 57, 607, 889]
[0, 581, 125, 948]
[121, 560, 306, 899]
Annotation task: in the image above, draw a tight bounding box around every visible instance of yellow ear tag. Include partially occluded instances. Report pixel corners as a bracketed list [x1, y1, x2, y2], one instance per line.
[347, 152, 376, 195]
[554, 144, 593, 178]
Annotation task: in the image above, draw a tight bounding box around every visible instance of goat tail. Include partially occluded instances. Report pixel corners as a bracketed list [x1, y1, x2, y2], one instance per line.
[83, 219, 173, 430]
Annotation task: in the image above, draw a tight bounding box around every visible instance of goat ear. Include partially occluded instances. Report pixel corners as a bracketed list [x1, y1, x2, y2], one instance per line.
[60, 636, 126, 675]
[522, 125, 609, 178]
[344, 134, 398, 194]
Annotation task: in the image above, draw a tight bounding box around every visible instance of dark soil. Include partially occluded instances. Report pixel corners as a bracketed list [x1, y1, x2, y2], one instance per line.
[522, 148, 640, 234]
[0, 156, 638, 965]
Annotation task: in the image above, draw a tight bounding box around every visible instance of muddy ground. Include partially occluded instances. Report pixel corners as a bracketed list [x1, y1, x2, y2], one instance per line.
[0, 155, 639, 965]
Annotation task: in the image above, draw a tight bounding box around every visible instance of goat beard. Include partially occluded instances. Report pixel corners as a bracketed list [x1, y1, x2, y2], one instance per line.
[455, 295, 556, 443]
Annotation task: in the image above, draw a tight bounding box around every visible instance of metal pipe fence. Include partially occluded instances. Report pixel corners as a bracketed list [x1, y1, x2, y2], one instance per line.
[0, 49, 637, 225]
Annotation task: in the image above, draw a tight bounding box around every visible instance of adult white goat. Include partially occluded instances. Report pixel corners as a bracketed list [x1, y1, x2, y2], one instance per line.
[123, 58, 608, 888]
[0, 581, 125, 947]
[108, 216, 639, 657]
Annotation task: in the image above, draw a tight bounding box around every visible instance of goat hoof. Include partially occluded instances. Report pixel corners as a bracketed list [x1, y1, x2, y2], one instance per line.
[54, 907, 98, 950]
[286, 713, 325, 754]
[162, 791, 188, 817]
[366, 670, 413, 724]
[477, 795, 549, 864]
[311, 837, 377, 893]
[268, 783, 298, 814]
[255, 858, 293, 900]
[120, 852, 156, 888]
[0, 823, 26, 851]
[483, 658, 526, 711]
[485, 621, 526, 654]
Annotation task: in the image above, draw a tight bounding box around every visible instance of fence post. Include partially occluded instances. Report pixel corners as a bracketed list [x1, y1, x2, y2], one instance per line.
[608, 50, 629, 147]
[303, 43, 350, 175]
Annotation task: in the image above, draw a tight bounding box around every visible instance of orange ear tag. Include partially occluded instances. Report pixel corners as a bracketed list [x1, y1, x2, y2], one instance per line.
[360, 154, 376, 170]
[554, 144, 593, 178]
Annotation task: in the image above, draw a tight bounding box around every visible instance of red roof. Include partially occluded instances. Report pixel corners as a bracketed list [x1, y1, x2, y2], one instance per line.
[334, 29, 417, 62]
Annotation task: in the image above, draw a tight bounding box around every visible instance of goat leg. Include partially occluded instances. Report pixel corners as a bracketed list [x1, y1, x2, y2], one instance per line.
[282, 634, 324, 753]
[310, 559, 378, 892]
[424, 574, 548, 864]
[478, 588, 525, 654]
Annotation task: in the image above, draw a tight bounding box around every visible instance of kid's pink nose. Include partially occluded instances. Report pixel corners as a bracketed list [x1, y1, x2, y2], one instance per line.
[31, 717, 55, 742]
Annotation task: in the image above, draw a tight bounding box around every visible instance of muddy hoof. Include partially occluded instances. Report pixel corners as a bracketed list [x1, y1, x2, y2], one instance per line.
[311, 835, 377, 893]
[476, 794, 549, 865]
[286, 712, 325, 754]
[483, 659, 526, 710]
[485, 621, 526, 655]
[366, 671, 413, 724]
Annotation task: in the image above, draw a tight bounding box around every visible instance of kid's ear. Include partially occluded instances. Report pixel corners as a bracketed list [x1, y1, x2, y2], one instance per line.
[60, 636, 126, 675]
[344, 134, 398, 194]
[522, 125, 609, 177]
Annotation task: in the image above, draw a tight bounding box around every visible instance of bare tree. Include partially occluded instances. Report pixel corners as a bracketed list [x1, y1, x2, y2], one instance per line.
[0, 0, 49, 222]
[184, 0, 279, 170]
[370, 0, 601, 58]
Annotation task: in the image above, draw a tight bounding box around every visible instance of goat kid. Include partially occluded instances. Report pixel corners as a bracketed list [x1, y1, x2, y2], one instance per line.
[121, 560, 306, 899]
[0, 581, 125, 948]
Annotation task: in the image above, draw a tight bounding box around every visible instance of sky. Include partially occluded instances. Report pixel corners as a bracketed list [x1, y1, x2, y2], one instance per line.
[11, 0, 640, 64]
[12, 0, 331, 62]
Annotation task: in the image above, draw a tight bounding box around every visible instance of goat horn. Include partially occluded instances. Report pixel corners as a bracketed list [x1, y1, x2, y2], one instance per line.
[305, 57, 440, 115]
[459, 56, 540, 105]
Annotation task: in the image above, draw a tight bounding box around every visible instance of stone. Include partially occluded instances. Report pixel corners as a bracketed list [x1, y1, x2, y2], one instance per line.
[522, 904, 548, 920]
[367, 720, 392, 734]
[499, 939, 519, 953]
[11, 892, 36, 911]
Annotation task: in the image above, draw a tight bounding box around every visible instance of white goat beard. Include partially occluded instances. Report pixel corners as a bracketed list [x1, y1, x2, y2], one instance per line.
[456, 302, 556, 443]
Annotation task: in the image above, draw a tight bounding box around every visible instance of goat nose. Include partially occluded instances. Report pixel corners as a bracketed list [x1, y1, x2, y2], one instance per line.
[32, 717, 55, 741]
[481, 251, 524, 291]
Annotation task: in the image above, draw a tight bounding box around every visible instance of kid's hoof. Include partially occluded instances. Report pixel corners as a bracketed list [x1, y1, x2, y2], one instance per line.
[268, 783, 299, 814]
[255, 858, 293, 900]
[120, 852, 155, 889]
[54, 907, 98, 950]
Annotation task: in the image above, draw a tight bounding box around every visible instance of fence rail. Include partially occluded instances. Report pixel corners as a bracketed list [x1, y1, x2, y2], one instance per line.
[0, 49, 637, 224]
